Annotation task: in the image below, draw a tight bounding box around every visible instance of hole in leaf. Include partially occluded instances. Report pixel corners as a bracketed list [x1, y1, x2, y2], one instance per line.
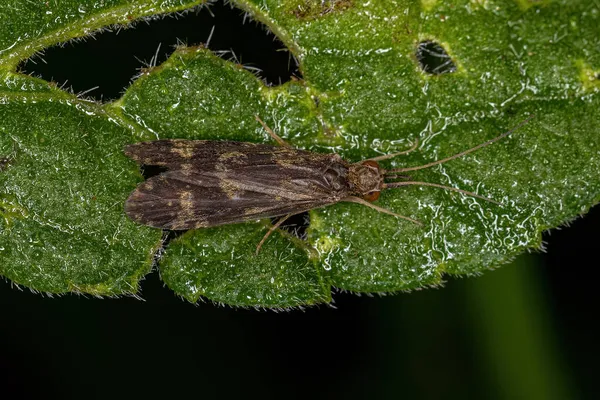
[0, 144, 17, 172]
[416, 40, 457, 75]
[161, 229, 188, 248]
[141, 165, 168, 180]
[19, 1, 300, 101]
[0, 157, 11, 172]
[312, 95, 321, 108]
[271, 212, 310, 240]
[504, 105, 519, 117]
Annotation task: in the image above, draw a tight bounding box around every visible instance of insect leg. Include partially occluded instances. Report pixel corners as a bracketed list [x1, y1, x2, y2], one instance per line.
[256, 213, 293, 255]
[341, 197, 423, 226]
[364, 139, 419, 162]
[255, 115, 291, 148]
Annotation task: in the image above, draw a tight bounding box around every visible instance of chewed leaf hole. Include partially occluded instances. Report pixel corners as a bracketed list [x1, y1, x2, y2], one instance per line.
[271, 212, 310, 240]
[0, 144, 17, 171]
[416, 40, 457, 75]
[19, 1, 300, 101]
[141, 165, 168, 180]
[0, 155, 12, 171]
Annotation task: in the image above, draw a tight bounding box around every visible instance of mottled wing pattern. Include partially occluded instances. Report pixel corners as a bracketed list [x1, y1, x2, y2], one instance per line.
[125, 140, 351, 230]
[125, 140, 270, 171]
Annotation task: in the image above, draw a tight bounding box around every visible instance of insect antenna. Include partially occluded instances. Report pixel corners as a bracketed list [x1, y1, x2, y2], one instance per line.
[385, 114, 535, 174]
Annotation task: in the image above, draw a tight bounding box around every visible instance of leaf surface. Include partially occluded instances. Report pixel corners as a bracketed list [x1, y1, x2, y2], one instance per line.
[1, 0, 598, 306]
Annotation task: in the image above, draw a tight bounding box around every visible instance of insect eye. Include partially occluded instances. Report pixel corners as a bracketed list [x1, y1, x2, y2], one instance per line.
[362, 160, 380, 169]
[363, 191, 380, 202]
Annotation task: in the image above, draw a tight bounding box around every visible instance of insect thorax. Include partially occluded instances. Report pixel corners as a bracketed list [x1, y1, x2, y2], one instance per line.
[348, 162, 384, 196]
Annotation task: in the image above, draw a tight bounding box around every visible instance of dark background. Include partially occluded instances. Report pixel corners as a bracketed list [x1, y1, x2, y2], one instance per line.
[3, 2, 598, 398]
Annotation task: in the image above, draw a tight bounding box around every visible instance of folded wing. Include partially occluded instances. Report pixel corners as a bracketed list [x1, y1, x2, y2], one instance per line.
[125, 140, 350, 229]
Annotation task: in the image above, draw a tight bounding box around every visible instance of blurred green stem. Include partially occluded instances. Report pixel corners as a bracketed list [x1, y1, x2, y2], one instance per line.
[465, 255, 575, 400]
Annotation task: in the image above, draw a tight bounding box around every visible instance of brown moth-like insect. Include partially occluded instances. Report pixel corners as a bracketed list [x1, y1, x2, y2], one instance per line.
[125, 115, 533, 253]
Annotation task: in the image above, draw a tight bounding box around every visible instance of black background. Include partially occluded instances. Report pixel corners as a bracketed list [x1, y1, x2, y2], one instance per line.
[3, 2, 599, 399]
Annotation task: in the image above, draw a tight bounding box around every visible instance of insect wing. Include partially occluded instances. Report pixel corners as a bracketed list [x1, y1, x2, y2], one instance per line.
[125, 141, 350, 230]
[127, 140, 250, 170]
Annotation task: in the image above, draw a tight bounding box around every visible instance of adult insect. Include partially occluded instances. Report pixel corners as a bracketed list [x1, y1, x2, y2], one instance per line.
[125, 115, 533, 253]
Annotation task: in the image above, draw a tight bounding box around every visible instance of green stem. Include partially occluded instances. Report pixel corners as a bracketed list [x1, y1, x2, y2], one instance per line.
[465, 255, 576, 400]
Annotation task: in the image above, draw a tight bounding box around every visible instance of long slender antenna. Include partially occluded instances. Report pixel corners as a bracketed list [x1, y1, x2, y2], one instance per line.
[384, 181, 501, 205]
[386, 114, 535, 174]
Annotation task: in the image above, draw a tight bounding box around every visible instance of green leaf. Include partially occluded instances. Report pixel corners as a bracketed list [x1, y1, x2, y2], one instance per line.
[1, 0, 598, 307]
[0, 99, 159, 294]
